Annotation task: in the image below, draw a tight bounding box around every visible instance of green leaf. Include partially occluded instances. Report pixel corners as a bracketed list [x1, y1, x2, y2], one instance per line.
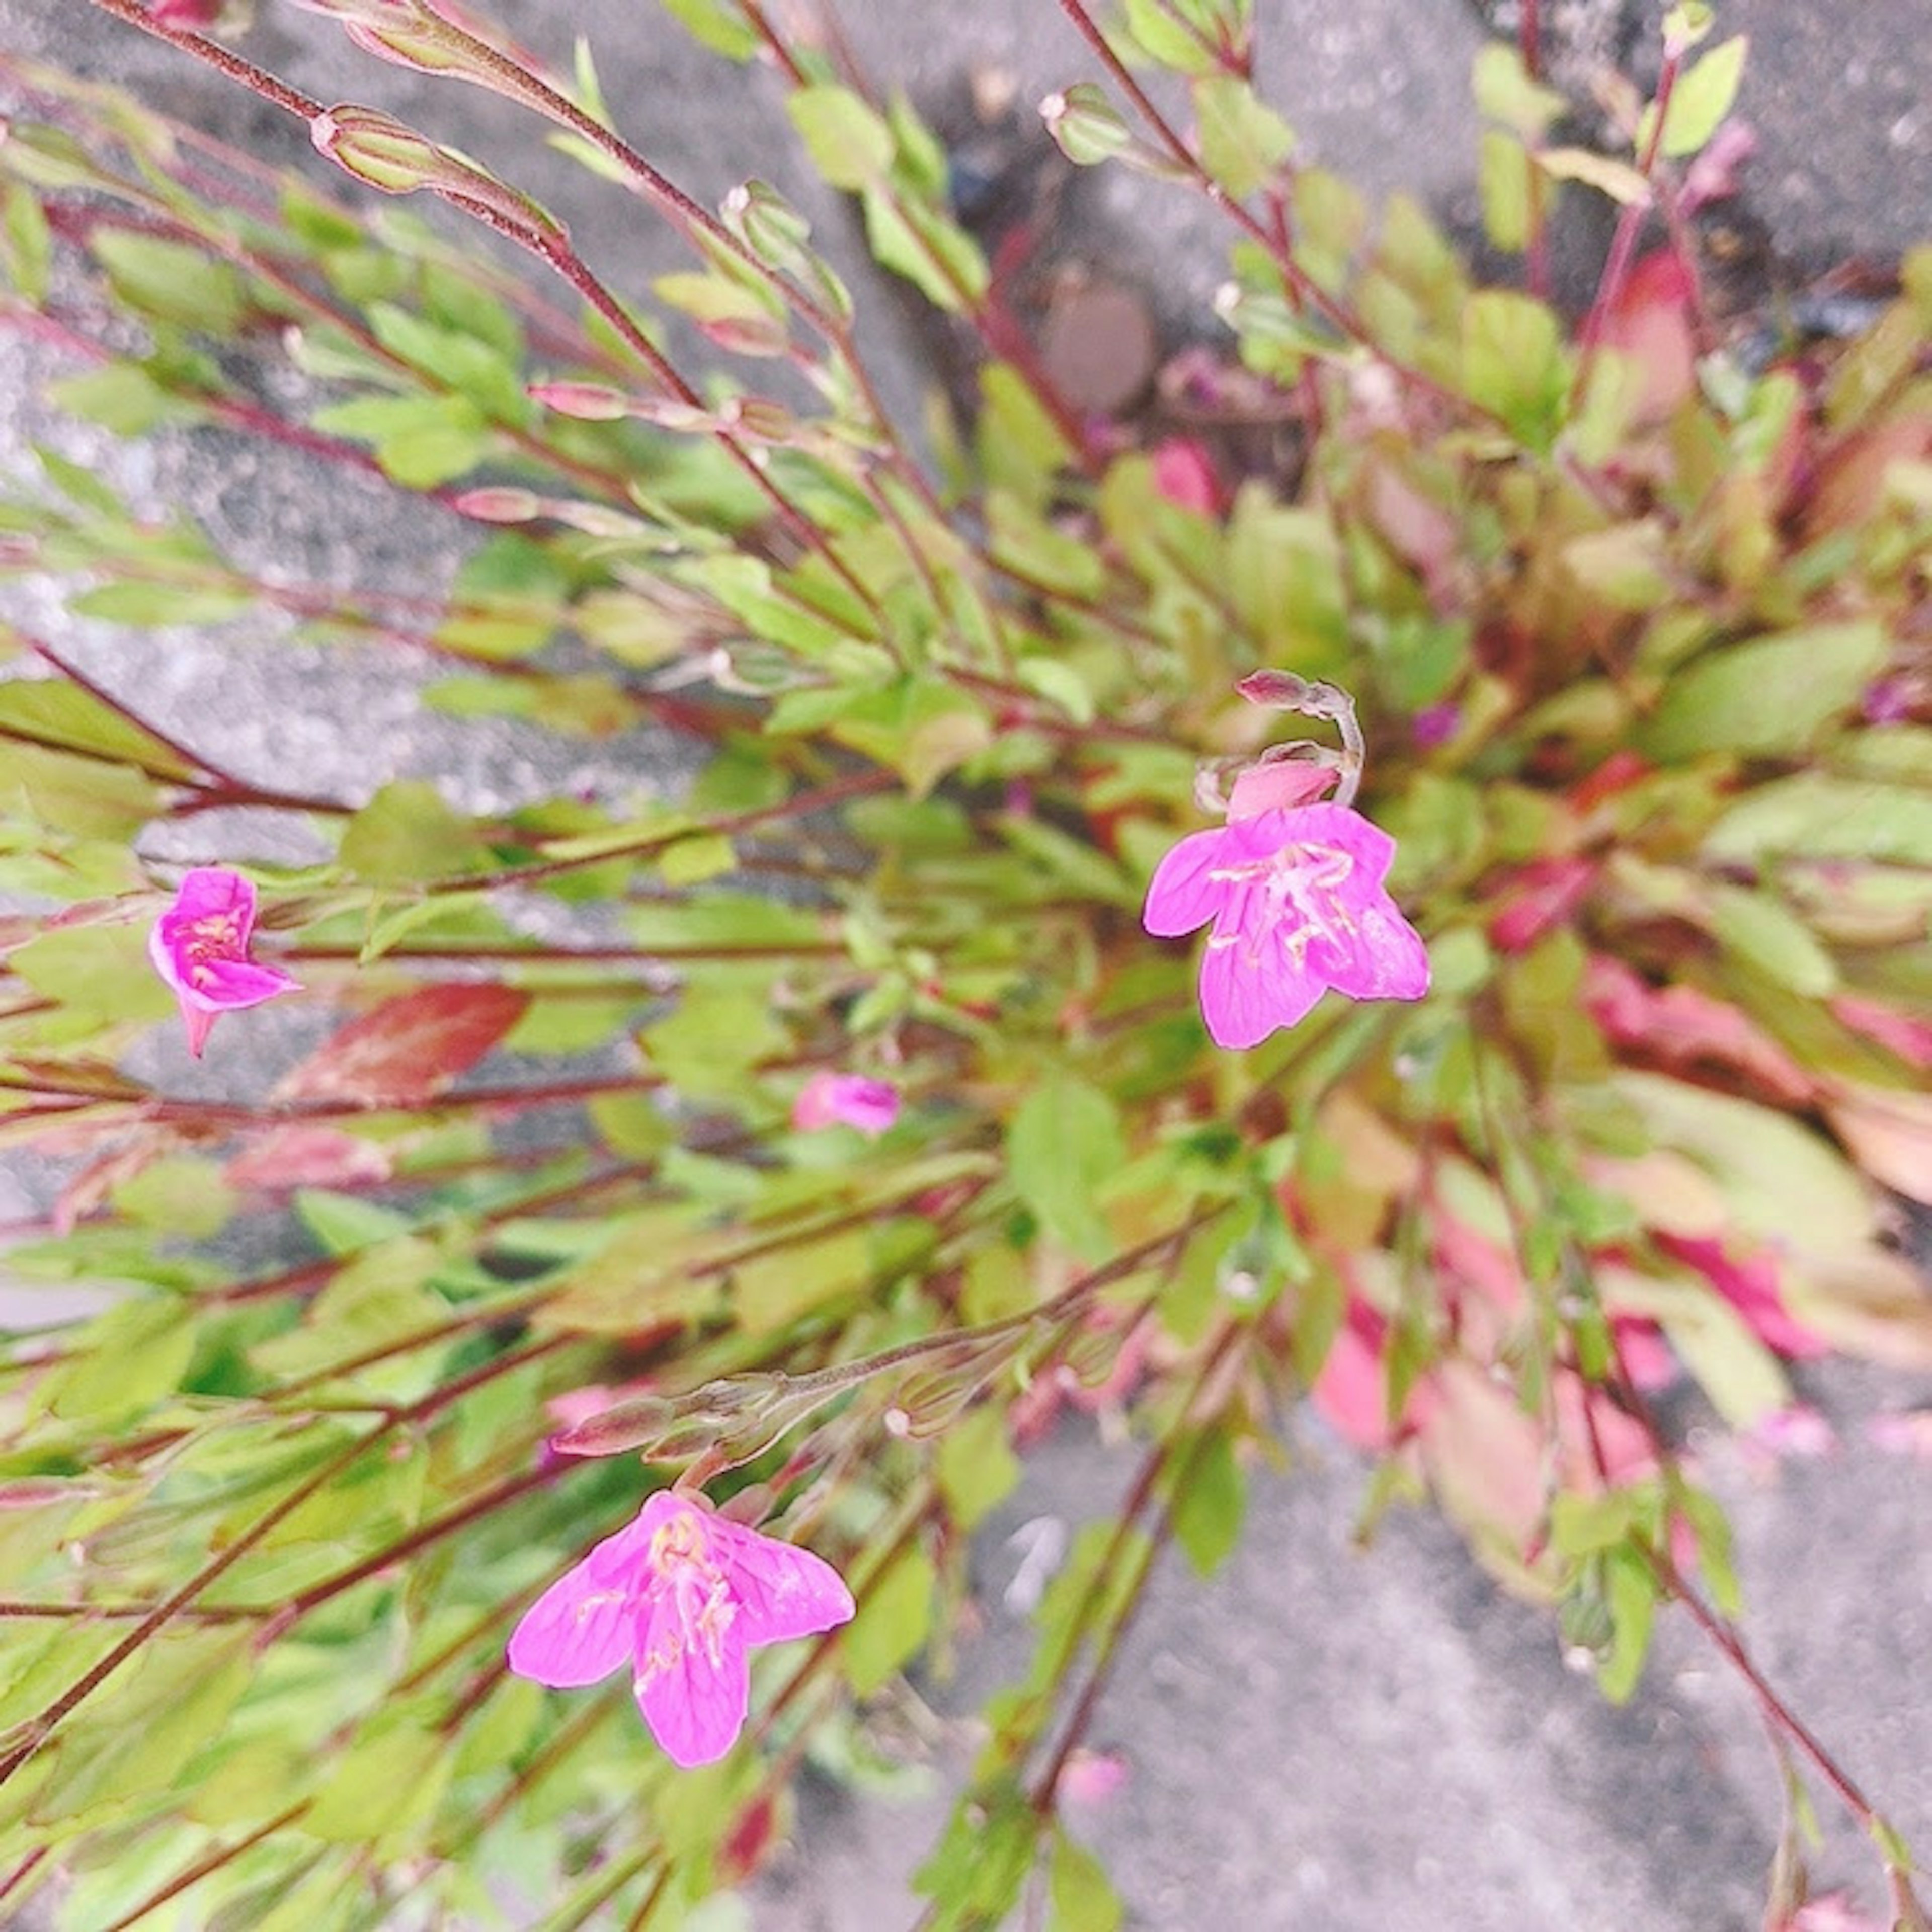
[1640, 34, 1747, 159]
[46, 362, 201, 437]
[1192, 76, 1295, 197]
[309, 392, 492, 488]
[787, 85, 894, 190]
[1478, 130, 1532, 253]
[843, 1544, 935, 1697]
[338, 780, 489, 885]
[1640, 622, 1888, 761]
[1049, 1832, 1124, 1932]
[657, 831, 736, 886]
[1706, 884, 1838, 996]
[1597, 1546, 1657, 1703]
[304, 1715, 450, 1844]
[732, 1224, 876, 1334]
[0, 677, 195, 779]
[367, 302, 527, 421]
[657, 0, 760, 59]
[34, 1629, 253, 1826]
[1, 181, 53, 303]
[113, 1155, 237, 1239]
[1462, 290, 1567, 449]
[1472, 43, 1568, 136]
[937, 1406, 1021, 1531]
[90, 230, 244, 335]
[1008, 1074, 1127, 1261]
[860, 188, 989, 312]
[1121, 0, 1218, 71]
[12, 919, 173, 1022]
[1171, 1427, 1245, 1577]
[37, 1295, 194, 1423]
[68, 580, 254, 627]
[1704, 776, 1932, 867]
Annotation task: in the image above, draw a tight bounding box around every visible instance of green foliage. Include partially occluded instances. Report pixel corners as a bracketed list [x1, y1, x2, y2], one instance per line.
[0, 10, 1928, 1929]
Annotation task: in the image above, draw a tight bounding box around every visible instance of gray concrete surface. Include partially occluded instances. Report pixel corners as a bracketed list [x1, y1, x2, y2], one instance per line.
[4, 2, 1931, 1928]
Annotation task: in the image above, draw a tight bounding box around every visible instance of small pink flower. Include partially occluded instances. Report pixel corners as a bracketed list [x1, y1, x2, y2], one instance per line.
[147, 868, 300, 1058]
[792, 1072, 900, 1136]
[1055, 1747, 1131, 1808]
[507, 1490, 854, 1769]
[1410, 701, 1461, 749]
[1142, 802, 1429, 1050]
[1150, 436, 1223, 515]
[1745, 1403, 1837, 1460]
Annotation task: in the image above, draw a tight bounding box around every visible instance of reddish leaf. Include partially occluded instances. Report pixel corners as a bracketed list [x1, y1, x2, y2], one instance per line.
[1583, 955, 1815, 1104]
[1490, 855, 1596, 954]
[1832, 993, 1932, 1071]
[275, 983, 530, 1106]
[1599, 248, 1698, 424]
[226, 1126, 394, 1192]
[1825, 1086, 1932, 1205]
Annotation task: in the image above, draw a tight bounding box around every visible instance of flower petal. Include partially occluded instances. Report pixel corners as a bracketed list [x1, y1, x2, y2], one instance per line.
[178, 996, 217, 1060]
[708, 1515, 855, 1647]
[1141, 825, 1236, 937]
[187, 957, 302, 1012]
[170, 866, 257, 931]
[1315, 897, 1431, 1003]
[506, 1546, 636, 1689]
[633, 1593, 750, 1768]
[1287, 802, 1398, 886]
[1198, 927, 1324, 1049]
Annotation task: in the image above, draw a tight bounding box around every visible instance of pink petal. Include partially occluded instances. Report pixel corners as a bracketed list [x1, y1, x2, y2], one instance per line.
[170, 866, 257, 933]
[188, 956, 302, 1012]
[178, 997, 217, 1060]
[633, 1591, 751, 1768]
[1286, 802, 1398, 884]
[1314, 899, 1431, 1003]
[708, 1515, 855, 1646]
[1142, 824, 1237, 937]
[146, 921, 194, 1000]
[1197, 924, 1325, 1048]
[793, 1073, 900, 1136]
[1226, 759, 1335, 819]
[507, 1547, 639, 1689]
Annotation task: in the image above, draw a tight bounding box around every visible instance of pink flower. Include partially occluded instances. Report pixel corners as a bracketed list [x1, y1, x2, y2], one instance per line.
[792, 1071, 900, 1136]
[1142, 802, 1429, 1049]
[1150, 437, 1223, 515]
[147, 868, 300, 1058]
[507, 1491, 854, 1768]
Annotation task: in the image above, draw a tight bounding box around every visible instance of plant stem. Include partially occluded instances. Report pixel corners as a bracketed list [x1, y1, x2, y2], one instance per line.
[0, 1426, 379, 1791]
[1573, 33, 1682, 400]
[97, 1805, 311, 1932]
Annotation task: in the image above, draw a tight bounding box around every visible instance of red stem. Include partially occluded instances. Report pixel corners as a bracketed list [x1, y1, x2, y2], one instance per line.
[1574, 38, 1682, 395]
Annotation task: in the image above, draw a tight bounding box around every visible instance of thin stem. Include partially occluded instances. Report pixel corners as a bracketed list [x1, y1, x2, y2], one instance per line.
[282, 1464, 555, 1626]
[0, 1427, 378, 1790]
[436, 766, 895, 895]
[1028, 1324, 1242, 1810]
[1518, 0, 1551, 300]
[1573, 34, 1682, 400]
[1052, 0, 1496, 431]
[98, 1804, 311, 1932]
[77, 0, 892, 635]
